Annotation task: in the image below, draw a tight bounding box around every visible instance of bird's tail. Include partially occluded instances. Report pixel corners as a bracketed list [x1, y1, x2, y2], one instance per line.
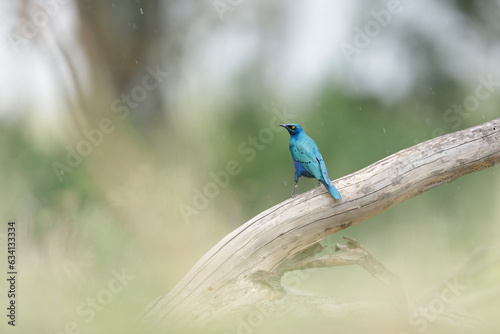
[322, 181, 342, 200]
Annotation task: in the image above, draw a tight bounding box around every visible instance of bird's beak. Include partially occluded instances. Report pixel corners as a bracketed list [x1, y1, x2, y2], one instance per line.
[279, 124, 287, 129]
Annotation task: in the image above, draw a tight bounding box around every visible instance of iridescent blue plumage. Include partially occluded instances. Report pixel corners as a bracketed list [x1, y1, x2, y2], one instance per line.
[280, 123, 342, 200]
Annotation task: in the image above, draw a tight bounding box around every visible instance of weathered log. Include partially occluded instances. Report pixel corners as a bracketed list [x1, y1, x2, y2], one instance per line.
[140, 118, 500, 332]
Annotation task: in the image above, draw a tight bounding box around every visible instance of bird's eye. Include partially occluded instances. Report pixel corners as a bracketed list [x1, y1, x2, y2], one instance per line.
[290, 125, 296, 130]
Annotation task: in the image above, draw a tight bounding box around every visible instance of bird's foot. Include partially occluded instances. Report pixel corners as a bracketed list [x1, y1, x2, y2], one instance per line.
[291, 182, 298, 198]
[316, 181, 321, 188]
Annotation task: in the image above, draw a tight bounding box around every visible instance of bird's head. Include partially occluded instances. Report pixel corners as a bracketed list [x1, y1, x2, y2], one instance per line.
[280, 123, 304, 136]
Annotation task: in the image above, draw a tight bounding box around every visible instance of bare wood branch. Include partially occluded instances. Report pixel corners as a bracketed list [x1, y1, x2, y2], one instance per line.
[250, 236, 407, 302]
[140, 118, 500, 332]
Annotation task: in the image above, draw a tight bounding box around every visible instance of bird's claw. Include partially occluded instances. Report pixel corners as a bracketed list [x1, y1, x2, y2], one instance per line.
[291, 182, 298, 198]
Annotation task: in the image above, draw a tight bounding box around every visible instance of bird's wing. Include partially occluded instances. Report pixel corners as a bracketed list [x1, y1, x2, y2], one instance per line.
[318, 157, 333, 188]
[290, 139, 323, 180]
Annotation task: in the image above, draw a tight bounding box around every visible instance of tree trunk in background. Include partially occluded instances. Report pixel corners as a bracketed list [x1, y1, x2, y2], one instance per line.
[75, 0, 165, 130]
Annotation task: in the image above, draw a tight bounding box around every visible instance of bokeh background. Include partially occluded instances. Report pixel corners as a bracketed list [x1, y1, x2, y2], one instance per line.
[0, 0, 499, 333]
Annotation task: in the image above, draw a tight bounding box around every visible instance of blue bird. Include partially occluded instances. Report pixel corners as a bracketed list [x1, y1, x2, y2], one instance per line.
[280, 123, 342, 200]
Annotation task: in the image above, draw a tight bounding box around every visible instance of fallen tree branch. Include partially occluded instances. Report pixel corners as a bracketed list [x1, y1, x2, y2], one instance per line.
[251, 236, 408, 303]
[140, 118, 500, 332]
